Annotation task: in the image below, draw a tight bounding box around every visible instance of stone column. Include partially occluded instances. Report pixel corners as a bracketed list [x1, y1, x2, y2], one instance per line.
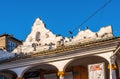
[108, 55, 117, 79]
[39, 70, 45, 79]
[57, 71, 65, 79]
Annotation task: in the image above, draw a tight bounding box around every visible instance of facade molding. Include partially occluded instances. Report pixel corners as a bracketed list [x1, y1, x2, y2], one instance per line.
[0, 41, 117, 70]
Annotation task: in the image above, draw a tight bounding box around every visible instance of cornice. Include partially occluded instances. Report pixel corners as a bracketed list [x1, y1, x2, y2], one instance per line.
[0, 39, 119, 70]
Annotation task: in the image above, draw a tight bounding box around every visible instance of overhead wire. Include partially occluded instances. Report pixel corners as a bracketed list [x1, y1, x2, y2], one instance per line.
[68, 0, 112, 35]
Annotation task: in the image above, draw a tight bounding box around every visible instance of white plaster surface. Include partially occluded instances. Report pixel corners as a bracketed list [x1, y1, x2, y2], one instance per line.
[13, 18, 113, 54]
[49, 59, 72, 71]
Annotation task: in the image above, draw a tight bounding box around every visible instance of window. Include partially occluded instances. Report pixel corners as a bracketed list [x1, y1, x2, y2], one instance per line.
[35, 32, 40, 41]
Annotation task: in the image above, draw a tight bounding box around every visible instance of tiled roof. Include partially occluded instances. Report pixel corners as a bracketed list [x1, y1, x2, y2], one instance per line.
[0, 37, 120, 64]
[0, 34, 22, 43]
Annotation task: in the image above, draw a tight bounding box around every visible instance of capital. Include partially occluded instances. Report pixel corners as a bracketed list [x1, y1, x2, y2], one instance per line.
[57, 71, 65, 77]
[108, 64, 117, 70]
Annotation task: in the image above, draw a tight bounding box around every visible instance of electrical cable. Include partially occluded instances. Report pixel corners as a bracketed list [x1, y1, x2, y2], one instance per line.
[68, 0, 112, 34]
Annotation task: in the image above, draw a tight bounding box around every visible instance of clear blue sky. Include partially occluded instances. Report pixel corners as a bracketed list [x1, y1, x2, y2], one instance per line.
[0, 0, 120, 40]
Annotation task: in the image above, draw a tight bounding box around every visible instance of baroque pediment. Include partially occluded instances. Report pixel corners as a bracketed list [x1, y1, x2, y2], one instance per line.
[13, 18, 113, 53]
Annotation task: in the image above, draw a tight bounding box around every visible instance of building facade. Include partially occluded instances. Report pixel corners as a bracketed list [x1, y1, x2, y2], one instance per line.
[0, 18, 120, 79]
[0, 34, 22, 52]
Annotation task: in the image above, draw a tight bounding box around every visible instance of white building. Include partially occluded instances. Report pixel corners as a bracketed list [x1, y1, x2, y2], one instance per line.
[0, 18, 120, 79]
[13, 18, 113, 54]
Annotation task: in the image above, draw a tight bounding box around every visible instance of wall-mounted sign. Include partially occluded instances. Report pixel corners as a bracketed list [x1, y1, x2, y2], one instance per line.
[88, 63, 105, 79]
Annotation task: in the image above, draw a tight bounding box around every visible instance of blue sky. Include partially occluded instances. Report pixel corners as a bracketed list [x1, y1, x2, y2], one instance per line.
[0, 0, 120, 40]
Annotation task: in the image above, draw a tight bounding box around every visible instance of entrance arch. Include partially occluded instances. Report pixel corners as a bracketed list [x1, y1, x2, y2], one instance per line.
[22, 64, 58, 79]
[64, 56, 109, 79]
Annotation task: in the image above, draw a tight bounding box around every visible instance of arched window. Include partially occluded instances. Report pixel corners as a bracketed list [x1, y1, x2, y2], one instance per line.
[36, 32, 40, 41]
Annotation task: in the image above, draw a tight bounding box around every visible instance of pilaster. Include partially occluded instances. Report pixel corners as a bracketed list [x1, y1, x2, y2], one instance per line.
[39, 70, 45, 79]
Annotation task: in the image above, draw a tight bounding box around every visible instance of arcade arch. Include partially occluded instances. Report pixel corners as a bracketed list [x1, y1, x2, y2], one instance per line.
[0, 69, 17, 79]
[64, 56, 109, 79]
[22, 64, 58, 79]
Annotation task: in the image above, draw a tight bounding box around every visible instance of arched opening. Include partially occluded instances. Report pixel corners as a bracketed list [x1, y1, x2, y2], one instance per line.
[23, 64, 58, 79]
[0, 76, 6, 79]
[0, 70, 17, 79]
[0, 73, 7, 79]
[36, 32, 40, 41]
[64, 56, 109, 79]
